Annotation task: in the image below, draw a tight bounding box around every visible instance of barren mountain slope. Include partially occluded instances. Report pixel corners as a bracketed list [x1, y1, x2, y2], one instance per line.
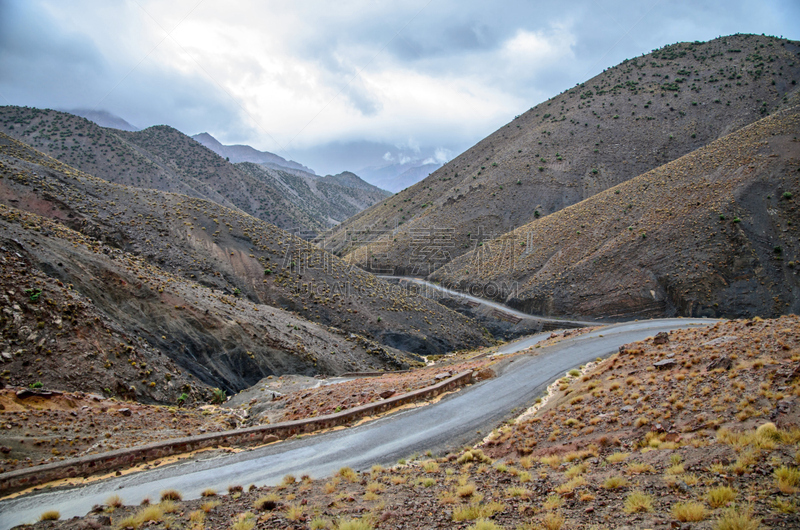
[115, 125, 332, 233]
[0, 133, 489, 372]
[0, 239, 200, 403]
[430, 106, 800, 320]
[320, 34, 800, 275]
[0, 201, 412, 396]
[0, 109, 388, 234]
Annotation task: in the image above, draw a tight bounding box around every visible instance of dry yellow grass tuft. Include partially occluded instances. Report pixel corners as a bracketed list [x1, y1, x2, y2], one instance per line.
[623, 491, 654, 514]
[39, 510, 60, 521]
[672, 501, 708, 522]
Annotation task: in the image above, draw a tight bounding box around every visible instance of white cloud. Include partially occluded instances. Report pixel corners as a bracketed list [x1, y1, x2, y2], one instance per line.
[501, 26, 577, 71]
[434, 147, 452, 163]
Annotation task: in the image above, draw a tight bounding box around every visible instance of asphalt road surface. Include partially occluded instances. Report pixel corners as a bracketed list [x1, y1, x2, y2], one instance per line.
[0, 318, 713, 528]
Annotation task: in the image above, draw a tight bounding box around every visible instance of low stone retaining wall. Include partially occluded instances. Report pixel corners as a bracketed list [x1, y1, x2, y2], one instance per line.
[339, 370, 410, 377]
[0, 370, 473, 495]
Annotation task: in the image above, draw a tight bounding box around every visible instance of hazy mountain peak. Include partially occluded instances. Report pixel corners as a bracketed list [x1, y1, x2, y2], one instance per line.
[192, 132, 314, 174]
[66, 108, 139, 131]
[192, 131, 222, 147]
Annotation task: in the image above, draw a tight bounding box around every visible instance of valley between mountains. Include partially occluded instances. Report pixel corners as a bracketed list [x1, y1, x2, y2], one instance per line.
[0, 33, 798, 530]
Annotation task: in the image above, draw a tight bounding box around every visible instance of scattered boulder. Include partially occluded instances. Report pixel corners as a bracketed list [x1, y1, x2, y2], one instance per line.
[653, 359, 677, 370]
[473, 368, 496, 382]
[379, 389, 396, 399]
[707, 356, 733, 371]
[653, 331, 669, 345]
[78, 516, 108, 530]
[117, 408, 132, 417]
[702, 335, 738, 347]
[674, 480, 691, 494]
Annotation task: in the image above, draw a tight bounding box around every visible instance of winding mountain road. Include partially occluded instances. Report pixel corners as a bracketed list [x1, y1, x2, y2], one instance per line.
[0, 318, 713, 528]
[378, 276, 597, 326]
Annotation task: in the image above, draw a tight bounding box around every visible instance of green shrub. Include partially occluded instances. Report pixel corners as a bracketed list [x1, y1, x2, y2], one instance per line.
[25, 288, 42, 302]
[210, 388, 226, 404]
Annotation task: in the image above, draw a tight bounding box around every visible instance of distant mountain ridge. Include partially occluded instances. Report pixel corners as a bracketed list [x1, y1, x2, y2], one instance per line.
[65, 108, 139, 131]
[0, 106, 389, 234]
[192, 132, 314, 173]
[236, 163, 392, 232]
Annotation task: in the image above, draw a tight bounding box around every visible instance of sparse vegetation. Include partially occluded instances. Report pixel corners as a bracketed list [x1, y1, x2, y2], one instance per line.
[160, 489, 182, 502]
[713, 504, 761, 530]
[623, 491, 654, 513]
[672, 501, 707, 522]
[39, 510, 60, 521]
[707, 486, 737, 508]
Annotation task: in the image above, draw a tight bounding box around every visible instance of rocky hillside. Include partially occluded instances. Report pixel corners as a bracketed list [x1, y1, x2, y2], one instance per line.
[430, 105, 800, 320]
[0, 108, 388, 235]
[0, 241, 200, 403]
[0, 133, 490, 397]
[236, 164, 391, 233]
[320, 34, 800, 275]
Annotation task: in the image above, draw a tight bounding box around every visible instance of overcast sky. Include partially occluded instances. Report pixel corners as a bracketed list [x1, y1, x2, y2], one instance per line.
[1, 0, 798, 174]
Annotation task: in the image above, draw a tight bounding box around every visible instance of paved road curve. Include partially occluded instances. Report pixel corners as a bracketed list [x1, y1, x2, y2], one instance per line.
[0, 318, 713, 528]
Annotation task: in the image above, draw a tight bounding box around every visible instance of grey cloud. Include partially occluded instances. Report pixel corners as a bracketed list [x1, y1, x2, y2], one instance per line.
[340, 82, 383, 116]
[0, 1, 108, 105]
[1, 0, 799, 176]
[0, 1, 255, 147]
[443, 23, 496, 51]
